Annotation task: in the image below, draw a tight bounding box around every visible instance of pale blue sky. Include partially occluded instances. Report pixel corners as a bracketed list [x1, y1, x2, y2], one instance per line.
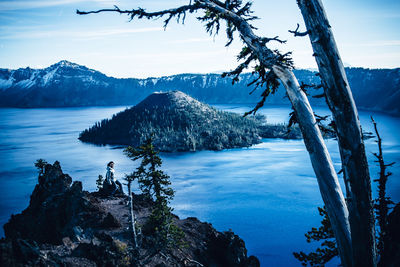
[0, 0, 399, 78]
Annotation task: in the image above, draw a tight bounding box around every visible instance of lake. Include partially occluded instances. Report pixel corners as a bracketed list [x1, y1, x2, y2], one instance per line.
[0, 104, 399, 266]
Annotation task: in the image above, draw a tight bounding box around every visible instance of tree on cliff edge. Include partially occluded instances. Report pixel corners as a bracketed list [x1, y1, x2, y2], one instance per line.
[124, 136, 184, 249]
[78, 1, 375, 265]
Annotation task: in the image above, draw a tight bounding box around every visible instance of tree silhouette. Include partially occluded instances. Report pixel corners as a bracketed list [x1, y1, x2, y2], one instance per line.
[124, 136, 184, 249]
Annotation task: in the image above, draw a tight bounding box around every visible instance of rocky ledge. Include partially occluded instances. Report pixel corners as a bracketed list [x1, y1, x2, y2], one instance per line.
[0, 162, 259, 267]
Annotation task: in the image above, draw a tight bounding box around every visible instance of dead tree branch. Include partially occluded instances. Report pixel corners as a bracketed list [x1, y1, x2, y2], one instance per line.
[289, 23, 309, 37]
[371, 116, 395, 255]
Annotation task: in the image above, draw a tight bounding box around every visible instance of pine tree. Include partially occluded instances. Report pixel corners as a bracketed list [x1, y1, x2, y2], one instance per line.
[293, 206, 338, 267]
[34, 158, 48, 175]
[96, 175, 104, 190]
[124, 136, 184, 249]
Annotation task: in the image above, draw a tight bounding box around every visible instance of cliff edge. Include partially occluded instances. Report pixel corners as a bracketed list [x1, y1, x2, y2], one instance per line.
[0, 161, 259, 267]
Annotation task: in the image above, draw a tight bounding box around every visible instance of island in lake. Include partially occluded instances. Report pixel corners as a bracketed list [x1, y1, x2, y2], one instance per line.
[79, 90, 303, 152]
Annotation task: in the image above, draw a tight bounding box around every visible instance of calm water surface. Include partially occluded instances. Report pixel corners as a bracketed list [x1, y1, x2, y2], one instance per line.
[0, 105, 399, 266]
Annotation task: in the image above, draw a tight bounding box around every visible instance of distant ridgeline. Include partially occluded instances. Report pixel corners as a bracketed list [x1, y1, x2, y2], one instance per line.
[1, 61, 399, 116]
[79, 91, 265, 152]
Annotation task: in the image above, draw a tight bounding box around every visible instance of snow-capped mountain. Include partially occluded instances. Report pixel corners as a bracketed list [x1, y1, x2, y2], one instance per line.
[0, 60, 107, 90]
[0, 61, 399, 116]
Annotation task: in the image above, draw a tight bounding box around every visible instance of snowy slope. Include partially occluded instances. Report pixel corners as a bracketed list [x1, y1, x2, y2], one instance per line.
[0, 61, 399, 116]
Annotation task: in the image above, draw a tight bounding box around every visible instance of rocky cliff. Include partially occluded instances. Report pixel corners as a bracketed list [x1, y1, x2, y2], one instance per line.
[0, 161, 259, 267]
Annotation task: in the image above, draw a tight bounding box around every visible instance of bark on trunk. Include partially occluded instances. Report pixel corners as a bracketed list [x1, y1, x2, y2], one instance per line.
[297, 1, 376, 266]
[128, 182, 138, 248]
[273, 65, 352, 267]
[202, 2, 353, 264]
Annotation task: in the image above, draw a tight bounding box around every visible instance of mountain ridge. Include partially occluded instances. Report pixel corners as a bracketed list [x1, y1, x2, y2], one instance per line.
[1, 61, 399, 116]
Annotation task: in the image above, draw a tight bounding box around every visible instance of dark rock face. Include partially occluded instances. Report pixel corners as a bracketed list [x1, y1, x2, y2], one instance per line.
[1, 162, 259, 266]
[4, 161, 105, 244]
[99, 180, 124, 197]
[379, 203, 400, 267]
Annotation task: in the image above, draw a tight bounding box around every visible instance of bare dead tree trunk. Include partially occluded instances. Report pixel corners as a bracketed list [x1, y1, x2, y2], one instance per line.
[297, 1, 376, 266]
[371, 117, 394, 256]
[273, 66, 352, 267]
[128, 182, 138, 248]
[200, 2, 352, 265]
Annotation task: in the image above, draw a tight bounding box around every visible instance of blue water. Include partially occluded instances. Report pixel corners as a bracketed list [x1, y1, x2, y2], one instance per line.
[0, 105, 399, 266]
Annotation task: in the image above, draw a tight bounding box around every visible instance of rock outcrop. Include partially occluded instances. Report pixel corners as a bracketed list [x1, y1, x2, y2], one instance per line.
[379, 203, 400, 267]
[1, 161, 259, 267]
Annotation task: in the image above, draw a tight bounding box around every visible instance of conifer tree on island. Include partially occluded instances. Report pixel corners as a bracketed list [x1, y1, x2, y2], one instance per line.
[78, 1, 388, 265]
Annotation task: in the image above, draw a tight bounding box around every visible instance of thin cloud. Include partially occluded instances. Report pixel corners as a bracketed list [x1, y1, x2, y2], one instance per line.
[168, 38, 215, 44]
[342, 40, 400, 48]
[0, 0, 120, 11]
[0, 27, 165, 40]
[0, 0, 84, 11]
[86, 49, 237, 61]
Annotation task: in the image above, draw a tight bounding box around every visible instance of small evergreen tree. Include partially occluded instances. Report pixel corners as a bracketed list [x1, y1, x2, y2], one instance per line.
[293, 206, 338, 267]
[34, 159, 48, 175]
[96, 175, 104, 190]
[124, 136, 184, 249]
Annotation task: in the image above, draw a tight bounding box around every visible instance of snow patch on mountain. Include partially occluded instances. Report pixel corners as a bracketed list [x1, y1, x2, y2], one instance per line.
[16, 79, 36, 89]
[202, 75, 207, 88]
[151, 78, 158, 85]
[42, 67, 58, 86]
[0, 77, 14, 90]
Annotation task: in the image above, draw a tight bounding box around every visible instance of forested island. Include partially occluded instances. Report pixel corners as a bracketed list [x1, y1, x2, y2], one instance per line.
[79, 91, 303, 152]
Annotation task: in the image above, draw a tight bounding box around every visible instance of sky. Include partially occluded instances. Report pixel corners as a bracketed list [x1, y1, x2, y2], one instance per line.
[0, 0, 399, 78]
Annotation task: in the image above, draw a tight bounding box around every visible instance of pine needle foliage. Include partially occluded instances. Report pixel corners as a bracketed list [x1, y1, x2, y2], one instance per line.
[293, 206, 338, 266]
[124, 136, 185, 250]
[77, 0, 294, 116]
[34, 159, 48, 175]
[124, 136, 174, 202]
[96, 175, 104, 190]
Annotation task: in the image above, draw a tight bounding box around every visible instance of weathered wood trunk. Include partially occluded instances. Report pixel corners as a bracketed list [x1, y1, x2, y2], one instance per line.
[273, 65, 352, 267]
[297, 1, 376, 266]
[128, 182, 138, 248]
[202, 2, 353, 265]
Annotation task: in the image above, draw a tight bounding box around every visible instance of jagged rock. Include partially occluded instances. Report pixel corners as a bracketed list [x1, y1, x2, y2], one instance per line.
[1, 161, 259, 266]
[102, 212, 121, 228]
[208, 230, 248, 266]
[99, 180, 124, 196]
[3, 161, 104, 244]
[0, 238, 62, 266]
